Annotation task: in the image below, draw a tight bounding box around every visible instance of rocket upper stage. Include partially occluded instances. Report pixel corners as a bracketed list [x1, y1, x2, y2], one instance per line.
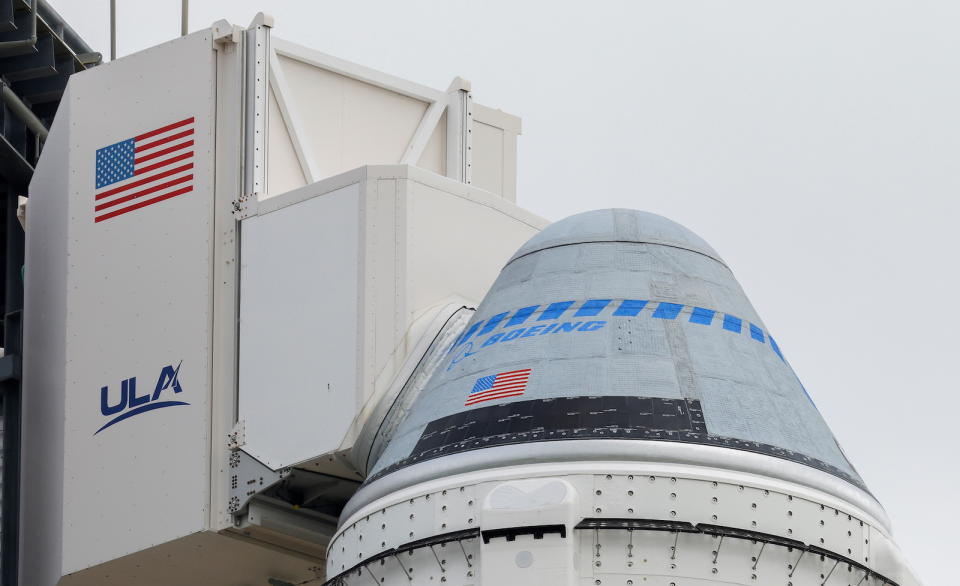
[361, 208, 867, 499]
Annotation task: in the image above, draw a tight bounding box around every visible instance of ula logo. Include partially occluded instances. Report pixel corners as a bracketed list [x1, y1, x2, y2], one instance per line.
[96, 361, 189, 435]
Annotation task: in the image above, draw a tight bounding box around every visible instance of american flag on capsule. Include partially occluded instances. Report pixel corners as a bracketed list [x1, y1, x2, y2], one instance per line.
[94, 117, 195, 223]
[465, 368, 532, 406]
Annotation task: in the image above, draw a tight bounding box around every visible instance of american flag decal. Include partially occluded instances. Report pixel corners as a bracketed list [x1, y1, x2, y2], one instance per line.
[94, 117, 195, 223]
[465, 369, 532, 406]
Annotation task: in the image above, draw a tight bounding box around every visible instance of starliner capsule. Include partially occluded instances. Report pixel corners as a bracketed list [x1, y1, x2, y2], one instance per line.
[326, 209, 918, 586]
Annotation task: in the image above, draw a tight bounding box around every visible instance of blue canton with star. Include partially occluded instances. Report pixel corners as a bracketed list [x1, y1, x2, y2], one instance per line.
[96, 139, 135, 189]
[471, 375, 496, 393]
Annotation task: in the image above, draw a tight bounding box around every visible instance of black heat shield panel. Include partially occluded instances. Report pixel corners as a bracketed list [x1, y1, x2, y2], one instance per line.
[369, 395, 866, 492]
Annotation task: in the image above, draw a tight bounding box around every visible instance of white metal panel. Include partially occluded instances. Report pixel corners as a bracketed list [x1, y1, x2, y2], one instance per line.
[273, 39, 446, 104]
[269, 50, 320, 184]
[400, 100, 446, 166]
[471, 121, 505, 196]
[21, 85, 73, 586]
[238, 166, 545, 473]
[266, 38, 522, 201]
[405, 176, 543, 320]
[445, 81, 472, 185]
[268, 54, 429, 192]
[415, 110, 447, 176]
[58, 531, 323, 586]
[239, 183, 362, 469]
[365, 178, 403, 393]
[245, 20, 270, 201]
[471, 103, 521, 201]
[209, 19, 246, 534]
[329, 462, 919, 586]
[56, 30, 216, 575]
[267, 87, 308, 196]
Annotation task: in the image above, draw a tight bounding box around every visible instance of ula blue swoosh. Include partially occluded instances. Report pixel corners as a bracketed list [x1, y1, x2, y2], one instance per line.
[94, 401, 190, 435]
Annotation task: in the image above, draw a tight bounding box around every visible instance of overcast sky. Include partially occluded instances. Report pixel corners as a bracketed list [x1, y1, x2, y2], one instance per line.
[53, 1, 957, 583]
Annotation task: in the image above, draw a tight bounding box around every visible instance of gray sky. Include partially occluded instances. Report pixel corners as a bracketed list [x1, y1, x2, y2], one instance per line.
[54, 1, 958, 583]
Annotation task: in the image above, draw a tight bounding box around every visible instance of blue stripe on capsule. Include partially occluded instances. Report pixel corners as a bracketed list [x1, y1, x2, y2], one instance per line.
[574, 299, 612, 317]
[652, 302, 684, 320]
[749, 323, 765, 343]
[478, 312, 508, 335]
[689, 307, 715, 325]
[612, 299, 648, 316]
[769, 335, 784, 360]
[454, 321, 483, 346]
[505, 305, 540, 327]
[723, 314, 742, 333]
[652, 302, 684, 319]
[538, 301, 575, 320]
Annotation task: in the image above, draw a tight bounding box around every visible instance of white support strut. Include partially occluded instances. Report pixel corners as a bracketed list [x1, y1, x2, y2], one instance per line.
[268, 49, 321, 183]
[400, 98, 446, 166]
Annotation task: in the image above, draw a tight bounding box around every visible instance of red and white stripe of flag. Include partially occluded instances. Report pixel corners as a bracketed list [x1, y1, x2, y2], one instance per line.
[464, 369, 532, 406]
[94, 117, 195, 223]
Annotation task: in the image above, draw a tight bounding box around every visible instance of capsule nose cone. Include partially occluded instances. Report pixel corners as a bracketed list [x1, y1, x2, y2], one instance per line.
[365, 208, 867, 500]
[509, 208, 724, 265]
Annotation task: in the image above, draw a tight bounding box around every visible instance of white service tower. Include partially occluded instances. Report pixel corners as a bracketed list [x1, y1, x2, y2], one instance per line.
[19, 14, 920, 586]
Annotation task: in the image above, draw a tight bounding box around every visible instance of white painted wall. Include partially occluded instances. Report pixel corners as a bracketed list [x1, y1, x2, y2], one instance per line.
[237, 166, 545, 471]
[23, 30, 218, 581]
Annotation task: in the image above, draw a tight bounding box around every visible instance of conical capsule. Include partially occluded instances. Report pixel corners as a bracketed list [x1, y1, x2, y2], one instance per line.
[367, 208, 861, 491]
[330, 209, 917, 586]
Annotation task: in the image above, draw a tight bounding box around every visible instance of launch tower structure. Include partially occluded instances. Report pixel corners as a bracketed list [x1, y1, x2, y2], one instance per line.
[17, 13, 920, 586]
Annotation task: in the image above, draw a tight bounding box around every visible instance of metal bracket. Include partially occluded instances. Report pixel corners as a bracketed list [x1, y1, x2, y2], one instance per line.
[232, 192, 259, 220]
[210, 19, 242, 45]
[249, 12, 275, 29]
[226, 419, 246, 449]
[445, 77, 473, 185]
[227, 448, 287, 516]
[243, 16, 270, 205]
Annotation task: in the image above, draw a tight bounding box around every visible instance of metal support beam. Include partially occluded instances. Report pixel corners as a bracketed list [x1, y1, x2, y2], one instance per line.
[0, 134, 32, 185]
[0, 0, 38, 54]
[109, 0, 116, 60]
[400, 99, 445, 166]
[268, 50, 320, 183]
[445, 77, 472, 184]
[0, 83, 47, 140]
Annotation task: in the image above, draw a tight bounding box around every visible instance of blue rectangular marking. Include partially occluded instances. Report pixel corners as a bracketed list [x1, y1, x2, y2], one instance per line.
[723, 314, 742, 333]
[652, 302, 683, 320]
[478, 312, 508, 335]
[538, 301, 575, 320]
[749, 323, 765, 343]
[505, 305, 540, 327]
[612, 299, 648, 316]
[471, 375, 496, 393]
[689, 307, 715, 325]
[454, 321, 483, 347]
[769, 335, 784, 360]
[574, 299, 612, 317]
